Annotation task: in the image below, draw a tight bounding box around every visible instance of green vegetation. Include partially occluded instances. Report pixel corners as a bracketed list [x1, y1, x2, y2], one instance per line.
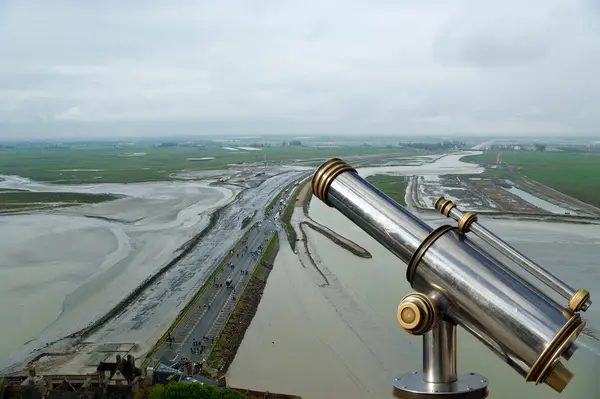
[208, 336, 225, 370]
[0, 145, 423, 184]
[302, 182, 314, 216]
[141, 224, 258, 368]
[240, 211, 256, 229]
[264, 186, 286, 215]
[254, 233, 279, 280]
[281, 178, 311, 251]
[365, 174, 409, 206]
[148, 382, 246, 399]
[0, 191, 120, 213]
[462, 151, 600, 207]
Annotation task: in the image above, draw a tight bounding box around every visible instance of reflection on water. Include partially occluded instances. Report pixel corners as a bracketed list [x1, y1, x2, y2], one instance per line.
[229, 154, 600, 398]
[503, 186, 574, 215]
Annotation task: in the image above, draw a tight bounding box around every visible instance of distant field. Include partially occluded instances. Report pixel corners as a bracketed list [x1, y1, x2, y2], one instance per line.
[365, 174, 409, 206]
[462, 151, 600, 207]
[0, 145, 422, 184]
[0, 191, 120, 213]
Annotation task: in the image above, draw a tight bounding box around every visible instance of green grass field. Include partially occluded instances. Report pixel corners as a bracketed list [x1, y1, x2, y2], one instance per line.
[0, 145, 423, 184]
[365, 174, 409, 206]
[462, 151, 600, 207]
[0, 191, 120, 213]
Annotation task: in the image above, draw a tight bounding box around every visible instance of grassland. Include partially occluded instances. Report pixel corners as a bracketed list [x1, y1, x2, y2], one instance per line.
[0, 145, 423, 184]
[461, 151, 600, 208]
[0, 191, 120, 213]
[365, 174, 409, 206]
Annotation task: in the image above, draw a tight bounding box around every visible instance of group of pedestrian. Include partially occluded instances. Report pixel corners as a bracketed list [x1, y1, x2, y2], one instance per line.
[190, 336, 215, 355]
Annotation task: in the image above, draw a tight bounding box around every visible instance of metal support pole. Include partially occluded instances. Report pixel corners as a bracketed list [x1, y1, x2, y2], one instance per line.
[393, 321, 488, 399]
[424, 321, 457, 383]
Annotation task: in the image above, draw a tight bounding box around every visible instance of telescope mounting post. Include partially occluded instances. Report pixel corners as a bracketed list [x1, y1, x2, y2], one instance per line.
[393, 320, 489, 399]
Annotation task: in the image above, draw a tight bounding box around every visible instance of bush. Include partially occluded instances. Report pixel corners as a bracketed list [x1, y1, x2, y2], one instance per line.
[148, 382, 246, 399]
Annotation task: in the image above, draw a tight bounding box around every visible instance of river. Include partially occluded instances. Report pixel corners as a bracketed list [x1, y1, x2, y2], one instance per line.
[228, 152, 600, 399]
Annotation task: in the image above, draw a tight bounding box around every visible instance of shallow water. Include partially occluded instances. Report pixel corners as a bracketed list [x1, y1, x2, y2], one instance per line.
[358, 151, 483, 178]
[229, 153, 600, 399]
[504, 186, 575, 215]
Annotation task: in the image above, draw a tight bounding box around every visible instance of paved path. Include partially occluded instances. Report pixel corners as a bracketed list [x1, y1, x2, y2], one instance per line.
[153, 187, 297, 365]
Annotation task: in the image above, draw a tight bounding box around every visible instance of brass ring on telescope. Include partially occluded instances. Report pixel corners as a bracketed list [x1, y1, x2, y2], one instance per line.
[538, 323, 584, 392]
[407, 225, 458, 284]
[435, 197, 456, 217]
[458, 212, 478, 233]
[568, 289, 590, 312]
[397, 292, 438, 335]
[526, 313, 584, 387]
[311, 158, 356, 206]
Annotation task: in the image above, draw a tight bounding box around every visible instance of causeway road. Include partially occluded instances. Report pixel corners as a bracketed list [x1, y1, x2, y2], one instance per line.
[157, 216, 277, 363]
[154, 181, 300, 365]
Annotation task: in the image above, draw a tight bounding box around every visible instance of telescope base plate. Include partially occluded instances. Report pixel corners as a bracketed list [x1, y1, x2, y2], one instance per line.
[393, 372, 488, 399]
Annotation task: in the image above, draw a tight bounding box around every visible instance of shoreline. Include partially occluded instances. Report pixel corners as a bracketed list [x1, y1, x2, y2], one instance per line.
[300, 221, 372, 259]
[69, 187, 245, 341]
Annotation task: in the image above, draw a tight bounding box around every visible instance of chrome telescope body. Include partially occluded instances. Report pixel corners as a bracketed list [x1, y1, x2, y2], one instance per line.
[434, 197, 591, 312]
[311, 158, 591, 398]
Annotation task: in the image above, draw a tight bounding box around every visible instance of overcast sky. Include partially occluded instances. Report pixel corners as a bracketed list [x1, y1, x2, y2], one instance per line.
[1, 0, 600, 138]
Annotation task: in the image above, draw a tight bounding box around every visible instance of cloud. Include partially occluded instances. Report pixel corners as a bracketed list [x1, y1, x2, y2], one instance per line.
[1, 0, 600, 138]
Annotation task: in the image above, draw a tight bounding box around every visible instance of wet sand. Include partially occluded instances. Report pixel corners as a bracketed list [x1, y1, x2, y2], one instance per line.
[0, 167, 306, 375]
[228, 153, 600, 399]
[0, 178, 233, 363]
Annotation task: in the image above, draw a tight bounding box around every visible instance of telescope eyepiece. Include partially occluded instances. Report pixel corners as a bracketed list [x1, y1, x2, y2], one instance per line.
[545, 362, 574, 393]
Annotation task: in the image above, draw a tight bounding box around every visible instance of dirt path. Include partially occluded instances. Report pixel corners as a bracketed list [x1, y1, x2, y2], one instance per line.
[295, 179, 312, 208]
